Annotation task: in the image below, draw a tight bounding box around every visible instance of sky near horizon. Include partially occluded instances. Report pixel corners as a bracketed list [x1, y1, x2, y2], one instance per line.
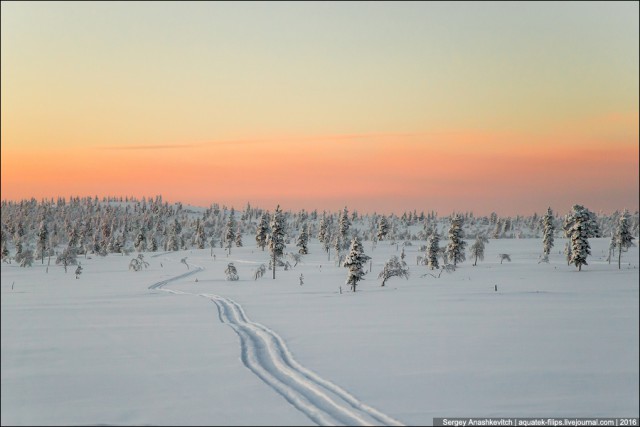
[1, 1, 638, 216]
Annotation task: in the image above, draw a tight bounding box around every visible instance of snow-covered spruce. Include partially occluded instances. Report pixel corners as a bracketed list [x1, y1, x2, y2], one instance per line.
[564, 242, 572, 266]
[166, 224, 179, 251]
[194, 218, 206, 250]
[36, 220, 48, 264]
[317, 213, 328, 245]
[540, 207, 555, 262]
[563, 204, 598, 271]
[426, 232, 440, 270]
[225, 208, 237, 255]
[445, 214, 466, 267]
[255, 212, 269, 251]
[614, 209, 636, 269]
[268, 205, 286, 279]
[225, 262, 239, 281]
[296, 223, 309, 255]
[377, 215, 390, 241]
[134, 225, 147, 252]
[339, 207, 351, 249]
[343, 237, 371, 292]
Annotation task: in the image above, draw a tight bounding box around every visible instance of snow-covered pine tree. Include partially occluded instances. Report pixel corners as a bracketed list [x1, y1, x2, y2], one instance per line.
[502, 217, 512, 238]
[490, 212, 498, 224]
[134, 225, 146, 252]
[564, 242, 572, 266]
[614, 209, 636, 269]
[296, 223, 309, 255]
[343, 236, 371, 292]
[426, 232, 440, 270]
[224, 209, 237, 255]
[1, 240, 9, 263]
[235, 231, 243, 247]
[563, 205, 600, 240]
[67, 227, 79, 249]
[147, 235, 158, 252]
[195, 219, 206, 249]
[339, 207, 351, 249]
[493, 219, 502, 239]
[78, 223, 90, 258]
[317, 214, 328, 247]
[225, 263, 239, 281]
[607, 232, 616, 264]
[333, 234, 342, 265]
[268, 205, 286, 279]
[563, 204, 594, 271]
[469, 234, 488, 266]
[166, 226, 179, 251]
[322, 230, 332, 260]
[13, 240, 23, 263]
[540, 207, 555, 262]
[172, 217, 182, 236]
[377, 215, 390, 241]
[378, 255, 409, 286]
[587, 211, 601, 238]
[91, 236, 103, 257]
[36, 220, 48, 264]
[117, 234, 127, 253]
[446, 214, 466, 267]
[255, 212, 269, 251]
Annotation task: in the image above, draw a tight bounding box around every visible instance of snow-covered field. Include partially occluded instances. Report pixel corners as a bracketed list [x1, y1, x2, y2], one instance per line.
[2, 237, 638, 425]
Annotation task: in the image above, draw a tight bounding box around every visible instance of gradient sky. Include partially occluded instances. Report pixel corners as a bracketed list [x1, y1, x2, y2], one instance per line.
[1, 1, 638, 216]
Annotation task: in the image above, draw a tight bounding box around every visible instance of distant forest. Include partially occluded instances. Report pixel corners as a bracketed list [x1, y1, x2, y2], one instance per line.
[2, 196, 638, 269]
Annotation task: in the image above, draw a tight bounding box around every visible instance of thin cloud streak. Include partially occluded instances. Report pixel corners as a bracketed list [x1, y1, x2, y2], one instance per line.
[98, 144, 202, 150]
[96, 131, 428, 151]
[207, 131, 471, 145]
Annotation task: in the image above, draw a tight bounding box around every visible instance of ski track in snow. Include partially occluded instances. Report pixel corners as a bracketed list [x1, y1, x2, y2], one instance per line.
[204, 294, 405, 427]
[148, 263, 404, 426]
[150, 251, 172, 258]
[147, 267, 203, 290]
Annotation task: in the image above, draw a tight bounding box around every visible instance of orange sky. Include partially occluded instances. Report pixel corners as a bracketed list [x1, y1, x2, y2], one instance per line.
[1, 2, 638, 215]
[2, 112, 637, 215]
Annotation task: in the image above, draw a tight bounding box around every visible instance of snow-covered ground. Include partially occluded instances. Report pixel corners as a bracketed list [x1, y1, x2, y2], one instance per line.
[2, 238, 638, 425]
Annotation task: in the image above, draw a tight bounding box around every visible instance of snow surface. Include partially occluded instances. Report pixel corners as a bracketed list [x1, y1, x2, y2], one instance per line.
[2, 238, 638, 425]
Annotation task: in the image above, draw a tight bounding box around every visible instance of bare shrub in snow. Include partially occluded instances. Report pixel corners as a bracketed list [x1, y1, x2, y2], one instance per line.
[56, 247, 78, 273]
[378, 255, 409, 287]
[498, 253, 511, 264]
[253, 264, 267, 280]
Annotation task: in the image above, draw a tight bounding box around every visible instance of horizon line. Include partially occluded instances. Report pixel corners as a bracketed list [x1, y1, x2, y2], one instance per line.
[1, 195, 637, 218]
